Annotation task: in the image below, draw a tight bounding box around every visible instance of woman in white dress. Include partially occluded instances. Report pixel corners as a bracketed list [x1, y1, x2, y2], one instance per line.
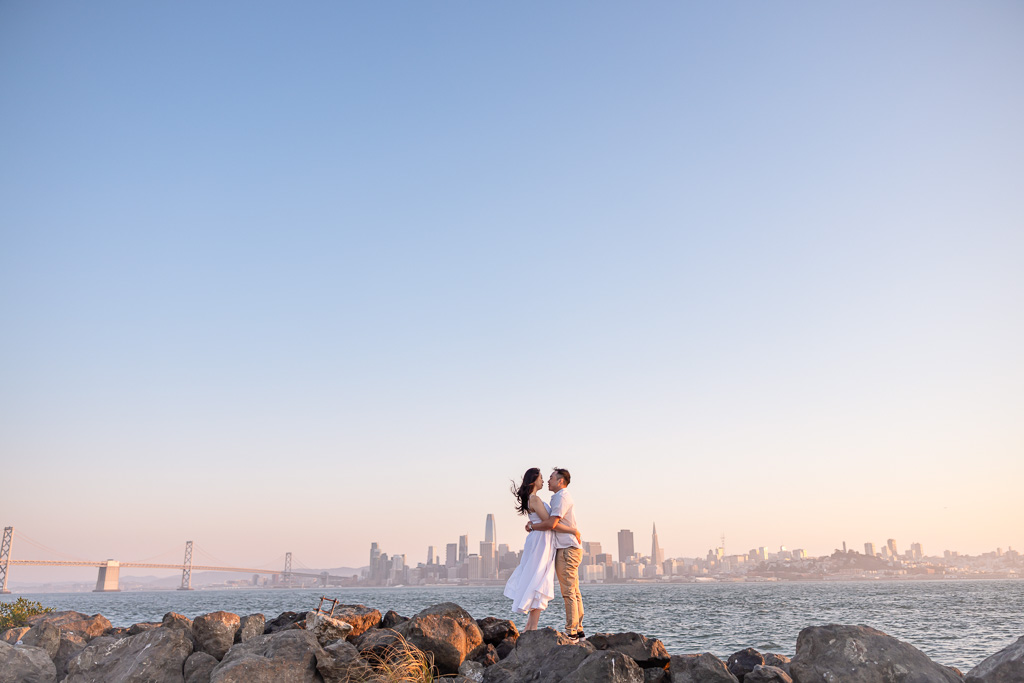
[503, 467, 581, 631]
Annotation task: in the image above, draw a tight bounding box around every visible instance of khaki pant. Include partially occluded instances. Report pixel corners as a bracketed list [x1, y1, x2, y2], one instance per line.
[554, 547, 584, 633]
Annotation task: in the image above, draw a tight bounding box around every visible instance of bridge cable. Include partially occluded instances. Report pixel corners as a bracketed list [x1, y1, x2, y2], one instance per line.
[13, 531, 89, 562]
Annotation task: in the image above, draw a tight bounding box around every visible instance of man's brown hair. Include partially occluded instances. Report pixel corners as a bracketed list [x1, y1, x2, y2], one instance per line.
[552, 467, 571, 485]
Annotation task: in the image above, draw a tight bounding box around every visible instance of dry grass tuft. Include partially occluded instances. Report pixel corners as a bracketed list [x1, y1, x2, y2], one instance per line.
[351, 632, 443, 683]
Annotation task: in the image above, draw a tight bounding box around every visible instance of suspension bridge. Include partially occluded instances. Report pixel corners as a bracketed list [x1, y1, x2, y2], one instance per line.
[0, 527, 350, 593]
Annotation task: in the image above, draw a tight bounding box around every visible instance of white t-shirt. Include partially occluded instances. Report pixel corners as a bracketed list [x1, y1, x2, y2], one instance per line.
[549, 488, 581, 550]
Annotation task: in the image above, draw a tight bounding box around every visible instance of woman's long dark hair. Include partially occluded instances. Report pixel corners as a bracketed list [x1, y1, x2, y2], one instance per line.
[511, 468, 542, 515]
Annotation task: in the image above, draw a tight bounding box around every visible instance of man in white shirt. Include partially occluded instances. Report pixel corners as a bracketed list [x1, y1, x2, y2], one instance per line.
[526, 467, 584, 639]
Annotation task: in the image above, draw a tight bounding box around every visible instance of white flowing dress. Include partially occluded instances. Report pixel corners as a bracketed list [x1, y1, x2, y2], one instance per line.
[503, 502, 556, 614]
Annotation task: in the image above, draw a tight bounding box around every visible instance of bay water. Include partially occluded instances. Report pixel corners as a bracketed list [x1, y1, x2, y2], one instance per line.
[5, 579, 1022, 671]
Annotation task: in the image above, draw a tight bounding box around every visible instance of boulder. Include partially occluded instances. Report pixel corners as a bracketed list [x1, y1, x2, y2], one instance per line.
[645, 668, 669, 682]
[65, 626, 193, 683]
[562, 650, 644, 683]
[477, 617, 519, 646]
[353, 627, 407, 662]
[305, 611, 353, 646]
[483, 629, 595, 683]
[789, 624, 962, 683]
[128, 622, 162, 636]
[670, 653, 740, 683]
[329, 604, 381, 638]
[27, 611, 111, 640]
[460, 659, 486, 682]
[0, 641, 57, 683]
[382, 610, 408, 629]
[21, 622, 61, 658]
[193, 611, 241, 661]
[589, 632, 671, 669]
[53, 632, 88, 679]
[728, 647, 766, 680]
[395, 602, 486, 675]
[745, 665, 793, 683]
[264, 611, 307, 634]
[764, 653, 791, 670]
[185, 651, 219, 683]
[317, 639, 374, 683]
[106, 627, 130, 638]
[209, 629, 324, 683]
[966, 635, 1024, 683]
[496, 637, 516, 660]
[472, 643, 500, 666]
[0, 626, 30, 644]
[163, 612, 194, 631]
[235, 614, 265, 644]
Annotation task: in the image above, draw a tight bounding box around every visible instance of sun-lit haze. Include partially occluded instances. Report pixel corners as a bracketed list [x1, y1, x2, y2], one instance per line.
[1, 2, 1022, 585]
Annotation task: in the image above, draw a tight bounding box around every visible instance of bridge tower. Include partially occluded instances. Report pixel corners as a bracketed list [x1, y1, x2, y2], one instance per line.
[0, 527, 13, 594]
[178, 540, 193, 591]
[93, 560, 121, 592]
[284, 552, 292, 586]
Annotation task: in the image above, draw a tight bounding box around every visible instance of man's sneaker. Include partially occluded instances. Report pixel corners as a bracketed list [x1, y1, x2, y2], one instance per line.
[575, 629, 586, 641]
[565, 631, 580, 643]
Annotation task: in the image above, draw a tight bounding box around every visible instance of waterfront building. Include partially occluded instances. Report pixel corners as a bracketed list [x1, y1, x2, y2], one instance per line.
[446, 543, 457, 567]
[485, 514, 497, 544]
[480, 541, 495, 579]
[651, 524, 664, 565]
[618, 529, 635, 564]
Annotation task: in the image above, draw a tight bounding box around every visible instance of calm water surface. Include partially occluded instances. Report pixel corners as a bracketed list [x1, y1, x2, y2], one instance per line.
[4, 580, 1021, 670]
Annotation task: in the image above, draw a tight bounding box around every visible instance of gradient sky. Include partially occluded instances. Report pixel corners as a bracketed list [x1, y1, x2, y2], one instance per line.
[2, 2, 1022, 583]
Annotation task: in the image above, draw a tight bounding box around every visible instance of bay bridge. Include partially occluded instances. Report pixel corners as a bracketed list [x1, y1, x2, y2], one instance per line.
[0, 527, 352, 593]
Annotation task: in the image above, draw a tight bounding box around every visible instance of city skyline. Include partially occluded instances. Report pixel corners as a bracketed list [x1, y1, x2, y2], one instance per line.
[2, 2, 1022, 575]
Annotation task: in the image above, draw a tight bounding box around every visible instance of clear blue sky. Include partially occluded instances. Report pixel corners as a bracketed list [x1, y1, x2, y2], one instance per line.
[1, 2, 1022, 578]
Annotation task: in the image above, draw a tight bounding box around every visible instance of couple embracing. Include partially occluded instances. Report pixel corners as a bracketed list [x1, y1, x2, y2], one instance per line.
[503, 467, 585, 640]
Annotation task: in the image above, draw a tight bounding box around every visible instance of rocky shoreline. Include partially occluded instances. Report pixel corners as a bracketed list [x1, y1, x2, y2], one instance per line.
[1, 601, 1021, 682]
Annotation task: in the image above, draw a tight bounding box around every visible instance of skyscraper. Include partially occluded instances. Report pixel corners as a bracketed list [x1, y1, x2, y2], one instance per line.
[446, 543, 457, 567]
[618, 529, 635, 564]
[480, 541, 495, 579]
[864, 542, 876, 557]
[887, 538, 898, 559]
[485, 514, 497, 544]
[459, 535, 468, 563]
[651, 523, 664, 565]
[427, 546, 434, 565]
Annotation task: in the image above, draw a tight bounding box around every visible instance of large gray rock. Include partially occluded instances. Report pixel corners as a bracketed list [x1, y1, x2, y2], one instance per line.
[53, 632, 88, 679]
[304, 611, 352, 646]
[163, 612, 194, 631]
[27, 611, 111, 640]
[789, 624, 962, 683]
[476, 617, 519, 646]
[589, 632, 671, 669]
[317, 639, 374, 683]
[193, 611, 241, 661]
[483, 628, 595, 683]
[966, 635, 1024, 683]
[746, 665, 793, 683]
[671, 653, 740, 683]
[65, 627, 193, 683]
[184, 651, 218, 683]
[264, 611, 308, 634]
[764, 653, 791, 671]
[1, 626, 31, 644]
[329, 604, 381, 639]
[382, 610, 408, 629]
[0, 641, 57, 683]
[129, 622, 162, 636]
[21, 621, 62, 659]
[646, 668, 669, 682]
[562, 650, 644, 683]
[209, 629, 324, 683]
[353, 626, 407, 661]
[395, 602, 486, 675]
[234, 614, 265, 644]
[728, 648, 766, 680]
